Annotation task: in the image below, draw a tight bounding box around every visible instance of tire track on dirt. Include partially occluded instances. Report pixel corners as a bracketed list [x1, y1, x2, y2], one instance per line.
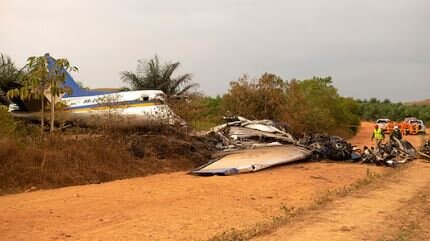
[252, 161, 430, 241]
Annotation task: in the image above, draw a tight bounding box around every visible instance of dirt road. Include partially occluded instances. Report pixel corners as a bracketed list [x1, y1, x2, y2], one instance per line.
[252, 161, 430, 241]
[350, 121, 426, 148]
[0, 163, 384, 241]
[251, 123, 430, 241]
[0, 122, 427, 241]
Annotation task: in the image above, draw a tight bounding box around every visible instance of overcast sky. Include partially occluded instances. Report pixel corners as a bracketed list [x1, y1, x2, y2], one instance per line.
[1, 0, 429, 102]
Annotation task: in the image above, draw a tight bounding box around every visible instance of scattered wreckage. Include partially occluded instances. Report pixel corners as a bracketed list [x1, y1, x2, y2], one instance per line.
[296, 134, 354, 161]
[419, 139, 430, 162]
[359, 139, 417, 167]
[192, 117, 308, 175]
[297, 133, 417, 167]
[191, 116, 420, 176]
[191, 145, 311, 176]
[208, 116, 296, 150]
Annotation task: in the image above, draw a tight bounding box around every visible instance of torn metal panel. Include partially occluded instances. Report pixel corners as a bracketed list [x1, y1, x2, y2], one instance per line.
[210, 116, 296, 151]
[228, 126, 295, 142]
[191, 145, 311, 176]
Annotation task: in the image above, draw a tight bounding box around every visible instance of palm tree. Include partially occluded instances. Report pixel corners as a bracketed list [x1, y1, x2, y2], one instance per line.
[120, 55, 197, 96]
[0, 54, 26, 111]
[0, 54, 24, 101]
[0, 54, 19, 88]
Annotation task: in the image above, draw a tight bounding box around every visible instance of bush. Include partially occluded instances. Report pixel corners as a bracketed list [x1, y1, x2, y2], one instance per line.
[283, 77, 360, 136]
[169, 94, 223, 130]
[221, 75, 360, 136]
[0, 109, 17, 137]
[222, 73, 287, 121]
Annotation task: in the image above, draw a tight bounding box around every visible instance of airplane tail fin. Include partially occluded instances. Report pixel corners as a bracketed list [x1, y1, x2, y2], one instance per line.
[45, 53, 111, 97]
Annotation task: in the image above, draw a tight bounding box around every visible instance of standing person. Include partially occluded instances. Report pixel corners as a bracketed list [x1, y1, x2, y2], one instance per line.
[371, 124, 385, 146]
[386, 121, 394, 135]
[390, 125, 403, 141]
[401, 122, 409, 135]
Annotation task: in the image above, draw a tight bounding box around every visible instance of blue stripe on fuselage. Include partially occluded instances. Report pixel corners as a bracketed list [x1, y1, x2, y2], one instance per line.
[66, 100, 159, 110]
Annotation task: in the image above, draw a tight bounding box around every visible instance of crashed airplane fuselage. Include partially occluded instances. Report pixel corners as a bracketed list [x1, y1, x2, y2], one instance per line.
[8, 54, 180, 127]
[10, 90, 178, 127]
[61, 90, 178, 127]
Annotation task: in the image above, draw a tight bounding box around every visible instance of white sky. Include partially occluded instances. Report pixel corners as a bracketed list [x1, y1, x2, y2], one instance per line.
[1, 0, 429, 102]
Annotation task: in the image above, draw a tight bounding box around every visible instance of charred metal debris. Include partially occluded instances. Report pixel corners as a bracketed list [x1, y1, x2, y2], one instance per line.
[358, 139, 417, 167]
[419, 139, 430, 161]
[209, 116, 418, 167]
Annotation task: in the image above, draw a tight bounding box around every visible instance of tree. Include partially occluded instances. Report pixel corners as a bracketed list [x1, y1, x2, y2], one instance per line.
[169, 93, 224, 130]
[0, 54, 24, 90]
[45, 57, 77, 132]
[120, 55, 197, 96]
[356, 98, 430, 123]
[284, 77, 360, 136]
[7, 55, 77, 133]
[222, 73, 287, 120]
[0, 54, 24, 107]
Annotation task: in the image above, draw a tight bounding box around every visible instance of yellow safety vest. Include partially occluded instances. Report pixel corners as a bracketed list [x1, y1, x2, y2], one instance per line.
[374, 128, 383, 140]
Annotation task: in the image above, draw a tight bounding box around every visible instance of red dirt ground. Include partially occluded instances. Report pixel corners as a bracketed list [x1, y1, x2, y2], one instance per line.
[0, 122, 426, 241]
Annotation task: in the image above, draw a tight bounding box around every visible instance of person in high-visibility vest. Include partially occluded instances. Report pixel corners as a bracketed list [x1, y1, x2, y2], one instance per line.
[371, 124, 385, 146]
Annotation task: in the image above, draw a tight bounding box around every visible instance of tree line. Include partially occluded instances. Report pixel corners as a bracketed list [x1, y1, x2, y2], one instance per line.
[204, 74, 361, 136]
[356, 98, 430, 123]
[1, 53, 429, 136]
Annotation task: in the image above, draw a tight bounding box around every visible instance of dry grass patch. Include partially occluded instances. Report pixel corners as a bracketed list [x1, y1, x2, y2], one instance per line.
[0, 129, 216, 195]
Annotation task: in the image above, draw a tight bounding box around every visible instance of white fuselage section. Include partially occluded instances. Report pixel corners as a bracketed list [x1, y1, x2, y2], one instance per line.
[10, 90, 181, 127]
[61, 90, 179, 126]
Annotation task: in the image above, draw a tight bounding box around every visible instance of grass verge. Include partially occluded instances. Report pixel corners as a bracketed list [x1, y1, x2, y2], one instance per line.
[0, 129, 216, 195]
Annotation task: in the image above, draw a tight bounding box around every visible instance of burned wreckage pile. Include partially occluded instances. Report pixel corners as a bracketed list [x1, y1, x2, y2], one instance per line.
[419, 139, 430, 162]
[360, 139, 417, 167]
[190, 117, 418, 176]
[298, 133, 418, 167]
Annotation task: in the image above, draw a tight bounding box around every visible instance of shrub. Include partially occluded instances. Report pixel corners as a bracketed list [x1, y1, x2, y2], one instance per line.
[222, 73, 287, 121]
[169, 94, 223, 130]
[284, 77, 360, 136]
[0, 130, 215, 195]
[0, 109, 17, 137]
[222, 74, 360, 136]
